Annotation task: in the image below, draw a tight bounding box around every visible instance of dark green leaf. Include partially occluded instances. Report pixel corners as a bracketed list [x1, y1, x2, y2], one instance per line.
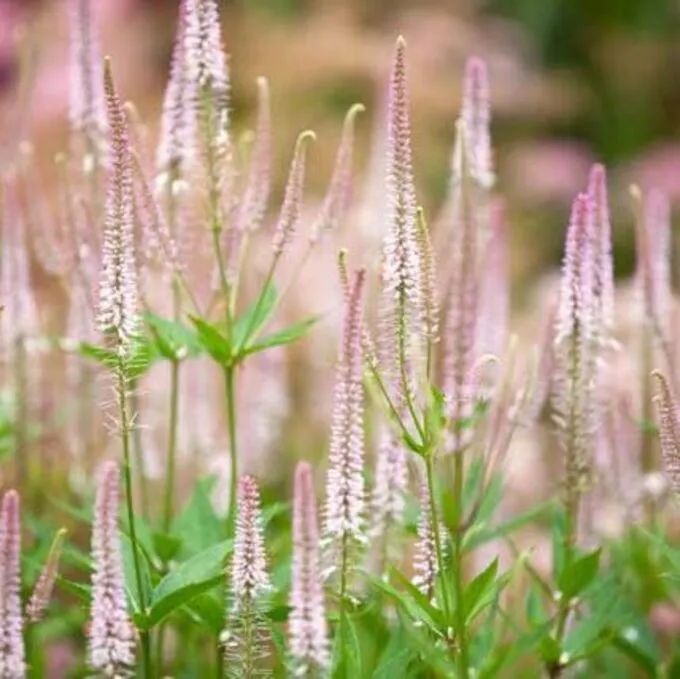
[240, 315, 320, 358]
[232, 281, 277, 352]
[144, 312, 203, 360]
[558, 548, 601, 601]
[152, 532, 183, 563]
[188, 316, 231, 364]
[464, 558, 499, 623]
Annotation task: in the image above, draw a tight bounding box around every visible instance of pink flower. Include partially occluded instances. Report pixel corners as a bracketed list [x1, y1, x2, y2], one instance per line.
[0, 490, 25, 679]
[26, 528, 67, 624]
[461, 56, 493, 188]
[289, 462, 329, 674]
[652, 371, 680, 498]
[88, 462, 136, 678]
[412, 482, 438, 602]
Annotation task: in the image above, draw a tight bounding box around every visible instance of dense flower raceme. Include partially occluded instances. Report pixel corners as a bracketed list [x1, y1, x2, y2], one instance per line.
[0, 490, 25, 679]
[289, 462, 330, 675]
[653, 372, 680, 498]
[97, 61, 139, 356]
[88, 462, 136, 678]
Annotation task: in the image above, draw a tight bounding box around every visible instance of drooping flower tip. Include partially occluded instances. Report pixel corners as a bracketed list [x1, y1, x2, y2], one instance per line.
[88, 461, 136, 678]
[290, 461, 329, 672]
[461, 55, 493, 187]
[271, 130, 315, 256]
[0, 489, 25, 678]
[309, 103, 365, 243]
[26, 528, 67, 623]
[237, 76, 272, 233]
[231, 475, 270, 607]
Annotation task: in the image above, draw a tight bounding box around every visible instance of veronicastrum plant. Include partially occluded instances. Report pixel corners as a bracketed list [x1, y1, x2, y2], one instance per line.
[5, 1, 680, 678]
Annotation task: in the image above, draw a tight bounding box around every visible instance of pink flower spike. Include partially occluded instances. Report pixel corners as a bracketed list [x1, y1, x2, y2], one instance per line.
[461, 56, 493, 188]
[290, 462, 330, 674]
[88, 462, 136, 678]
[69, 0, 107, 162]
[412, 482, 438, 602]
[271, 130, 315, 257]
[309, 103, 365, 244]
[475, 199, 508, 363]
[156, 0, 197, 179]
[97, 59, 139, 355]
[652, 371, 680, 498]
[237, 77, 272, 233]
[229, 476, 270, 610]
[26, 528, 67, 623]
[379, 37, 422, 392]
[323, 269, 367, 572]
[587, 164, 614, 335]
[0, 490, 25, 679]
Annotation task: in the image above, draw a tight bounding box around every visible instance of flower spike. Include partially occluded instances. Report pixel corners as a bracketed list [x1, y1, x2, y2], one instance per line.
[652, 371, 680, 498]
[97, 59, 139, 356]
[309, 103, 364, 243]
[323, 269, 367, 579]
[412, 482, 438, 602]
[88, 462, 136, 678]
[461, 56, 493, 188]
[271, 130, 315, 257]
[26, 528, 67, 623]
[0, 490, 25, 679]
[290, 462, 330, 674]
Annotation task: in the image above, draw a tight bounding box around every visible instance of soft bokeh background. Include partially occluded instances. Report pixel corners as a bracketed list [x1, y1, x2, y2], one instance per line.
[3, 0, 680, 286]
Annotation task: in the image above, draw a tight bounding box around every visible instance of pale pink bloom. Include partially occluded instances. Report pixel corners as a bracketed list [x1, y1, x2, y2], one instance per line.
[184, 0, 229, 115]
[416, 208, 439, 345]
[378, 37, 422, 392]
[552, 194, 597, 511]
[97, 61, 139, 354]
[88, 462, 136, 678]
[271, 131, 315, 257]
[587, 164, 614, 335]
[323, 270, 367, 569]
[0, 490, 25, 679]
[652, 372, 680, 498]
[369, 427, 408, 543]
[412, 482, 437, 602]
[475, 200, 508, 363]
[68, 0, 107, 161]
[26, 529, 67, 623]
[289, 462, 329, 674]
[229, 476, 270, 610]
[461, 56, 493, 188]
[237, 77, 272, 234]
[310, 103, 364, 244]
[156, 0, 197, 179]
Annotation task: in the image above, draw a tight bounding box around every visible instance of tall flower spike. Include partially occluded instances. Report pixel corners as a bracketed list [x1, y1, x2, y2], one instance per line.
[271, 131, 315, 257]
[289, 462, 330, 675]
[237, 77, 272, 233]
[587, 164, 614, 337]
[652, 371, 680, 498]
[323, 270, 367, 578]
[309, 103, 364, 244]
[26, 528, 67, 623]
[379, 37, 422, 396]
[474, 200, 508, 363]
[552, 193, 596, 537]
[97, 60, 139, 355]
[223, 475, 271, 674]
[69, 0, 107, 163]
[416, 207, 438, 346]
[442, 121, 479, 445]
[0, 490, 25, 679]
[88, 462, 136, 678]
[156, 0, 197, 180]
[184, 0, 229, 114]
[461, 56, 493, 188]
[412, 482, 438, 602]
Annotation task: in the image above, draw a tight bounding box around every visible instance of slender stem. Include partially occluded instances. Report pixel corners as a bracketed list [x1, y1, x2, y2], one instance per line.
[425, 455, 450, 621]
[129, 381, 149, 522]
[162, 357, 180, 534]
[116, 361, 151, 678]
[451, 450, 470, 678]
[224, 366, 239, 532]
[13, 335, 28, 489]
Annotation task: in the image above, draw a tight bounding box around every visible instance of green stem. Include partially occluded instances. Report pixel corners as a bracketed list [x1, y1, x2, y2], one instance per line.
[129, 381, 149, 522]
[224, 366, 239, 533]
[425, 455, 450, 621]
[451, 450, 470, 678]
[117, 361, 151, 678]
[162, 357, 180, 534]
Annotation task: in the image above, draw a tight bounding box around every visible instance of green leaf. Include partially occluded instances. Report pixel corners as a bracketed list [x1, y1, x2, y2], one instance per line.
[557, 548, 601, 602]
[332, 614, 363, 679]
[464, 558, 499, 623]
[172, 477, 224, 560]
[184, 591, 224, 634]
[121, 533, 153, 617]
[232, 281, 277, 351]
[152, 532, 183, 563]
[188, 316, 231, 365]
[240, 315, 320, 358]
[372, 625, 415, 679]
[144, 312, 203, 360]
[145, 540, 232, 629]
